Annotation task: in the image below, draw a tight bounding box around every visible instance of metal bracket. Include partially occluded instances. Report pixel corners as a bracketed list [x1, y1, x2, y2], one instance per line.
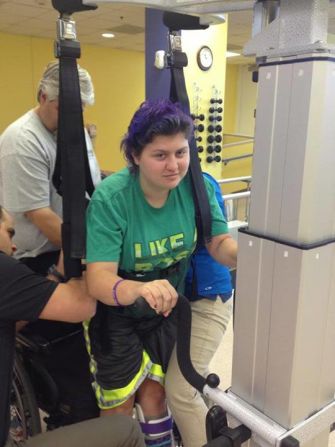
[244, 0, 334, 59]
[203, 387, 335, 447]
[155, 31, 188, 70]
[170, 33, 182, 52]
[57, 15, 77, 41]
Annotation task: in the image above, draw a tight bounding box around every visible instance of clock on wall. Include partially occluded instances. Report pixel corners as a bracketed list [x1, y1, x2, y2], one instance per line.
[197, 45, 213, 71]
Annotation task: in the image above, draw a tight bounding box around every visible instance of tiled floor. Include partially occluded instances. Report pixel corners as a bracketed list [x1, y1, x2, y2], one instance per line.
[209, 320, 335, 446]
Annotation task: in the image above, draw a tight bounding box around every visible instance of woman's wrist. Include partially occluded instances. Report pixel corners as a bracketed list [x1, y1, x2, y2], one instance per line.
[112, 279, 126, 306]
[111, 279, 144, 307]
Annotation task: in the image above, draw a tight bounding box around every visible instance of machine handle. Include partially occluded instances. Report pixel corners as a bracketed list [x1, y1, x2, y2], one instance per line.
[134, 295, 218, 393]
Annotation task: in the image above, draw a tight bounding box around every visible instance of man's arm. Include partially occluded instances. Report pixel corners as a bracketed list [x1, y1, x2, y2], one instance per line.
[0, 137, 62, 247]
[39, 278, 96, 323]
[41, 252, 95, 322]
[25, 207, 62, 248]
[0, 254, 95, 323]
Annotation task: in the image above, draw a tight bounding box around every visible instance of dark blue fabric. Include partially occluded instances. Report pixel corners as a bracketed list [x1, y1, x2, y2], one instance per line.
[185, 173, 232, 301]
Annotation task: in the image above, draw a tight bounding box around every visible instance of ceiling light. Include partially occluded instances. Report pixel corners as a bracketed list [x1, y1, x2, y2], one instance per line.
[102, 32, 115, 39]
[226, 51, 240, 58]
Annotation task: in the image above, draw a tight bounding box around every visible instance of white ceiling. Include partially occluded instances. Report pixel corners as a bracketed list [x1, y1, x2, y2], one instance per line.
[0, 1, 335, 62]
[0, 0, 146, 51]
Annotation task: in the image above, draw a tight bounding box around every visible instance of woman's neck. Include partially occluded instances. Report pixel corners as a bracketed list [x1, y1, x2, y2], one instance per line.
[139, 176, 169, 208]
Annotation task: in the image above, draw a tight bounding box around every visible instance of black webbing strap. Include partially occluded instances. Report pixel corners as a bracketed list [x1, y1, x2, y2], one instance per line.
[163, 12, 212, 245]
[170, 66, 212, 245]
[118, 261, 181, 282]
[52, 1, 97, 279]
[171, 70, 212, 245]
[55, 50, 87, 277]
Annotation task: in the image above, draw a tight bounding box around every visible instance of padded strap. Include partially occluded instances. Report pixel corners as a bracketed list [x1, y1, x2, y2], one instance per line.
[57, 54, 87, 277]
[140, 418, 173, 436]
[170, 62, 212, 245]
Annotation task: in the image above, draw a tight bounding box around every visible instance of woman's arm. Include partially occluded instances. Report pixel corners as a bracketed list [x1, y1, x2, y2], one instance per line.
[86, 261, 178, 316]
[206, 234, 237, 269]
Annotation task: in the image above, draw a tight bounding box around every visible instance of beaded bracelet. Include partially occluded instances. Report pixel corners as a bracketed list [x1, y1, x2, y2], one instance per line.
[112, 279, 125, 306]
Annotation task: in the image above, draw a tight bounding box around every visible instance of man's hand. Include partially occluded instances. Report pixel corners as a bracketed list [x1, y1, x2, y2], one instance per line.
[56, 250, 65, 276]
[16, 321, 28, 332]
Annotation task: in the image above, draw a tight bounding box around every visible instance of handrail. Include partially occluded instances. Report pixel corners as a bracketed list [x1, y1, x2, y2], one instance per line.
[223, 132, 254, 139]
[217, 176, 252, 184]
[222, 154, 253, 165]
[222, 139, 254, 149]
[223, 191, 251, 201]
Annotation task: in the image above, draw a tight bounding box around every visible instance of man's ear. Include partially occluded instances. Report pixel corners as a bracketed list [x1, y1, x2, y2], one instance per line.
[39, 92, 47, 105]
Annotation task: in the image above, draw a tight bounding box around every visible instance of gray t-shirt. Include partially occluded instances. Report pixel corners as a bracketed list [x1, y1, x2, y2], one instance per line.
[0, 109, 100, 259]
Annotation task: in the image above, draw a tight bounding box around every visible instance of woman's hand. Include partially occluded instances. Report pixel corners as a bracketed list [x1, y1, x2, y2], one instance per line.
[136, 279, 178, 317]
[86, 261, 178, 314]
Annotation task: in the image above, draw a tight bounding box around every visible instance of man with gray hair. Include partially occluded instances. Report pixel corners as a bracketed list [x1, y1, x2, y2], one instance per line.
[0, 60, 100, 272]
[0, 61, 101, 427]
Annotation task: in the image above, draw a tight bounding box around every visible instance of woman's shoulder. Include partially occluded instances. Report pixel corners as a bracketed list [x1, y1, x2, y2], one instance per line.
[91, 168, 133, 201]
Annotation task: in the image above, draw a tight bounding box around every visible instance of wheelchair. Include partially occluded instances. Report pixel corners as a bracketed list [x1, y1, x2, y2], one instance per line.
[11, 327, 99, 442]
[10, 353, 41, 441]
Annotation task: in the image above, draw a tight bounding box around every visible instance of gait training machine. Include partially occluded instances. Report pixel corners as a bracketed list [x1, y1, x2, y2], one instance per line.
[52, 0, 335, 445]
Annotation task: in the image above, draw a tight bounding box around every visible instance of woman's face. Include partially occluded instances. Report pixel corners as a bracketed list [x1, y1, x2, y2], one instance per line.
[133, 132, 190, 194]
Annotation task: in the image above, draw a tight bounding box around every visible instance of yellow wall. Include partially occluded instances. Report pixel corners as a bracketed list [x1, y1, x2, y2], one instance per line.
[0, 32, 145, 172]
[221, 63, 254, 193]
[223, 64, 238, 133]
[0, 29, 258, 191]
[183, 22, 227, 179]
[0, 34, 35, 128]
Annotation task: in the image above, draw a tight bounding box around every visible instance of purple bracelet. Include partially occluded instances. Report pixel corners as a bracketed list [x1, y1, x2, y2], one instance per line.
[112, 279, 125, 306]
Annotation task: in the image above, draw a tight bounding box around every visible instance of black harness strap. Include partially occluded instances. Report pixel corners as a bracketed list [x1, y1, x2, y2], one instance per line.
[52, 1, 96, 278]
[163, 12, 212, 246]
[118, 261, 181, 282]
[57, 55, 87, 277]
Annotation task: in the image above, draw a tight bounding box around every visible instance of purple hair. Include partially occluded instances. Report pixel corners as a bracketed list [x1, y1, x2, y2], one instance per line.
[121, 99, 194, 173]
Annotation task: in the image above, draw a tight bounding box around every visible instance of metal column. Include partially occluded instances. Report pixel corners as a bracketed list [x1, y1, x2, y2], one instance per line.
[231, 1, 335, 445]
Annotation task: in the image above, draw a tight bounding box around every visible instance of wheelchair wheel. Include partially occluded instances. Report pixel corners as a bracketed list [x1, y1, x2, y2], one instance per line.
[10, 354, 42, 441]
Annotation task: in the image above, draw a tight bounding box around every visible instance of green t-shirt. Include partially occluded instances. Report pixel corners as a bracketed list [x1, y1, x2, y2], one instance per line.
[86, 168, 227, 292]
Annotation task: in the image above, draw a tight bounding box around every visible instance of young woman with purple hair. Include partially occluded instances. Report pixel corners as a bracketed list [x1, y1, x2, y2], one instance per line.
[84, 99, 237, 446]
